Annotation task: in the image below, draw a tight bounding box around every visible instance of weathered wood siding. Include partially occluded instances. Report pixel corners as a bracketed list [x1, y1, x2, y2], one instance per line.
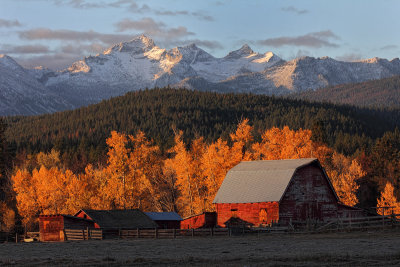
[39, 215, 95, 242]
[215, 202, 279, 227]
[279, 164, 338, 224]
[181, 212, 217, 229]
[39, 215, 64, 242]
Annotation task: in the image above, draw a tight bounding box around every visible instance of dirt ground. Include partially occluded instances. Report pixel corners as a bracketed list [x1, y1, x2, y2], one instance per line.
[1, 230, 400, 266]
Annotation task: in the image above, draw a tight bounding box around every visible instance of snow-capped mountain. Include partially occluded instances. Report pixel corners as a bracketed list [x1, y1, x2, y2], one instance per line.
[2, 35, 400, 116]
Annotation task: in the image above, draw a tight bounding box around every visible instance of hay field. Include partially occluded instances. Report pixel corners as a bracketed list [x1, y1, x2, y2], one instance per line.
[1, 230, 400, 266]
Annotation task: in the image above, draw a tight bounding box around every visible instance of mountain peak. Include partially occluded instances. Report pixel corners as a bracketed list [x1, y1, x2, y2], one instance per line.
[104, 34, 155, 55]
[225, 44, 255, 59]
[239, 44, 254, 54]
[0, 54, 22, 69]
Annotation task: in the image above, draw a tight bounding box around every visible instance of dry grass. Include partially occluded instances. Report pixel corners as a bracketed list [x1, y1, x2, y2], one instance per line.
[1, 230, 400, 266]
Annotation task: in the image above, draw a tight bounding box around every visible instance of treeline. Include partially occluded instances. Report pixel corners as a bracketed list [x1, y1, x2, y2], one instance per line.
[4, 88, 400, 173]
[290, 75, 400, 108]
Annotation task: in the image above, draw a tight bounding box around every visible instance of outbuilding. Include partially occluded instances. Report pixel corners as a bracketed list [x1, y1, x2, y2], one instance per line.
[145, 212, 182, 229]
[180, 212, 217, 229]
[213, 158, 362, 227]
[39, 214, 95, 242]
[74, 209, 158, 230]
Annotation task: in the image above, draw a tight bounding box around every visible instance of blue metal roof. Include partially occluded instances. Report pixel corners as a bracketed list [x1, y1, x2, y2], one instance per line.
[145, 212, 183, 221]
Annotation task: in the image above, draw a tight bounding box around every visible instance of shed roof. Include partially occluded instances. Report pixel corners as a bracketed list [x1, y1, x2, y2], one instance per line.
[75, 209, 158, 229]
[213, 158, 320, 204]
[145, 212, 182, 221]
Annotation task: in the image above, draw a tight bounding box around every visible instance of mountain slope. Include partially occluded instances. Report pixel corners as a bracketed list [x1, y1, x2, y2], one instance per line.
[5, 88, 400, 171]
[0, 55, 73, 116]
[290, 75, 400, 107]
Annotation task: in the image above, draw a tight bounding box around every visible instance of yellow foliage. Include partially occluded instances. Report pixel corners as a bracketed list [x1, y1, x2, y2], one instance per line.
[377, 182, 400, 216]
[327, 153, 365, 206]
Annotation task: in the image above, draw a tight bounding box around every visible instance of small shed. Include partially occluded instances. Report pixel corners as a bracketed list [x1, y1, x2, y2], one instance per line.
[39, 215, 95, 242]
[74, 209, 158, 229]
[180, 212, 217, 229]
[213, 158, 363, 227]
[145, 212, 182, 229]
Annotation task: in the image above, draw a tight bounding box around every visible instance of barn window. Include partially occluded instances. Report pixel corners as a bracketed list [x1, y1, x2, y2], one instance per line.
[259, 209, 268, 224]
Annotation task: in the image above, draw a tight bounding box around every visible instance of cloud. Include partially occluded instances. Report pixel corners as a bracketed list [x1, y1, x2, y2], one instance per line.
[0, 18, 22, 28]
[174, 39, 223, 50]
[60, 43, 106, 54]
[257, 30, 340, 48]
[281, 6, 309, 15]
[1, 44, 50, 54]
[381, 45, 398, 50]
[15, 53, 83, 70]
[155, 10, 214, 21]
[114, 18, 195, 39]
[66, 0, 103, 9]
[335, 53, 363, 62]
[18, 28, 132, 45]
[51, 0, 104, 9]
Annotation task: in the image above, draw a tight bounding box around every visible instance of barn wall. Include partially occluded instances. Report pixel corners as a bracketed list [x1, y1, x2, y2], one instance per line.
[39, 216, 64, 242]
[75, 211, 101, 228]
[279, 164, 338, 224]
[215, 202, 279, 227]
[181, 212, 216, 229]
[338, 204, 366, 218]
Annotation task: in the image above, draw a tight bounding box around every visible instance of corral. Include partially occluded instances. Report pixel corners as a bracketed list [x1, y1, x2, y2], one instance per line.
[2, 230, 400, 266]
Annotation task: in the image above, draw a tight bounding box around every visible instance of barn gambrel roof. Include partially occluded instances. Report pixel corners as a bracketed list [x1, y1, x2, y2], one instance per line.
[213, 158, 339, 204]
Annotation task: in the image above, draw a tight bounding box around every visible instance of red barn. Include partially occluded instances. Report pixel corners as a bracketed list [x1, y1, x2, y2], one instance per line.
[39, 215, 95, 242]
[213, 158, 361, 227]
[180, 212, 217, 229]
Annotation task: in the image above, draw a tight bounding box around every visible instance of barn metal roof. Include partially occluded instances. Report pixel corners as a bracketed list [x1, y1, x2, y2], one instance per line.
[213, 158, 318, 204]
[75, 209, 158, 229]
[145, 212, 183, 221]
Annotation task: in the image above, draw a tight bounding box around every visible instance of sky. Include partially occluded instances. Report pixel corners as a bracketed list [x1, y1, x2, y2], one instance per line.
[0, 0, 399, 70]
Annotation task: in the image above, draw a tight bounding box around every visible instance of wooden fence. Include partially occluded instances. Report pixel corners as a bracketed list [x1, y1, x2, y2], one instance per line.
[64, 228, 230, 241]
[64, 229, 103, 241]
[58, 214, 400, 241]
[317, 214, 400, 232]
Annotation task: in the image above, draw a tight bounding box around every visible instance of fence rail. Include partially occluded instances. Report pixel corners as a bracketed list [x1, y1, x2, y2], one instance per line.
[64, 229, 103, 241]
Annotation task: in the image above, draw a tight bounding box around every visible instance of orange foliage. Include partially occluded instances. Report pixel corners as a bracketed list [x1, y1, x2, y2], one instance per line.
[327, 153, 365, 206]
[377, 182, 400, 216]
[11, 119, 366, 225]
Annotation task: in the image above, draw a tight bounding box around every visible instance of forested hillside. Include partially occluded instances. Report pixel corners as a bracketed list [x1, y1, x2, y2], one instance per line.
[4, 88, 400, 172]
[2, 88, 400, 230]
[291, 75, 400, 108]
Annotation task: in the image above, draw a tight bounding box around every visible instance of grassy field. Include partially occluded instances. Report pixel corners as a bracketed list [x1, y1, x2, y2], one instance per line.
[1, 230, 400, 266]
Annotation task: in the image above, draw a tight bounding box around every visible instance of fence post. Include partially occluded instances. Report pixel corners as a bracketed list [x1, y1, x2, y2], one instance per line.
[87, 227, 90, 240]
[211, 228, 213, 237]
[191, 228, 194, 237]
[82, 229, 85, 240]
[383, 209, 385, 229]
[155, 228, 158, 239]
[15, 233, 18, 243]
